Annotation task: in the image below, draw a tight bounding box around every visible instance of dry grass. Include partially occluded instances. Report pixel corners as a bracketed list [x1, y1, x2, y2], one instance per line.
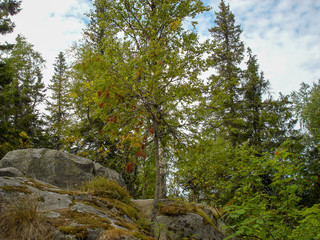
[0, 196, 54, 240]
[98, 228, 135, 240]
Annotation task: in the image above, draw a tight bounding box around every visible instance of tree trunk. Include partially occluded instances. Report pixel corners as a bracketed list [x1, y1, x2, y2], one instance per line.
[159, 146, 167, 198]
[152, 117, 160, 223]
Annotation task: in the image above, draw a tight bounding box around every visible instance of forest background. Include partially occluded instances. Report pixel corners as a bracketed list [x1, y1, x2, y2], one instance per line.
[0, 0, 320, 239]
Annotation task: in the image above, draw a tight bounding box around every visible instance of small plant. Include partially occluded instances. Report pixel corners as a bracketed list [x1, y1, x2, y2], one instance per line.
[82, 177, 131, 204]
[0, 195, 53, 240]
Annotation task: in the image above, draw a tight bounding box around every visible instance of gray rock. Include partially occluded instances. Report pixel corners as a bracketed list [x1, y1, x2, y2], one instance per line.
[0, 167, 24, 177]
[0, 177, 73, 211]
[156, 212, 225, 240]
[0, 148, 125, 189]
[94, 162, 126, 187]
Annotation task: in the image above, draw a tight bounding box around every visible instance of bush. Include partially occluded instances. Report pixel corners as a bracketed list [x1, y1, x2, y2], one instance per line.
[0, 196, 53, 240]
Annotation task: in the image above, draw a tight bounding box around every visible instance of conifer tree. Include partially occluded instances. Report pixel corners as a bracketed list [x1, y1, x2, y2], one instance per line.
[0, 0, 21, 49]
[242, 48, 269, 149]
[207, 0, 245, 146]
[46, 52, 71, 149]
[0, 35, 46, 157]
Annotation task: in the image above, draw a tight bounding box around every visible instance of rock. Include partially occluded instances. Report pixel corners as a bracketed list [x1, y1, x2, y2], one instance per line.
[133, 199, 226, 240]
[94, 163, 126, 188]
[156, 213, 224, 240]
[0, 148, 125, 189]
[0, 176, 151, 240]
[0, 177, 73, 211]
[0, 167, 24, 177]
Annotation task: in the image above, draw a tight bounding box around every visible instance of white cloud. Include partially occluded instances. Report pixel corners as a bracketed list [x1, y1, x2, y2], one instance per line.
[0, 0, 92, 87]
[1, 0, 319, 99]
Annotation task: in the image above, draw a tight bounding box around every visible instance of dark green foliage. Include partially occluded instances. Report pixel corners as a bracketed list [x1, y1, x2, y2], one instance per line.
[0, 35, 47, 158]
[46, 52, 71, 150]
[241, 48, 270, 150]
[207, 0, 245, 146]
[0, 0, 21, 34]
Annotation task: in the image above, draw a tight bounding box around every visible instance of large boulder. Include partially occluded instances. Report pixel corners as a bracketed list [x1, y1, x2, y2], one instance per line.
[0, 149, 125, 189]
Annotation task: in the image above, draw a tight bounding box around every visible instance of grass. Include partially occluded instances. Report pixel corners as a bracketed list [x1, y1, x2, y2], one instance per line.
[82, 177, 131, 204]
[0, 196, 53, 240]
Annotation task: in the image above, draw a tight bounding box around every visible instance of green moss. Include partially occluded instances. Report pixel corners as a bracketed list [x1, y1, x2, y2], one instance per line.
[0, 185, 32, 194]
[159, 203, 188, 216]
[69, 210, 111, 230]
[158, 200, 225, 237]
[54, 208, 112, 232]
[24, 178, 58, 191]
[100, 229, 155, 240]
[58, 225, 88, 239]
[82, 177, 131, 204]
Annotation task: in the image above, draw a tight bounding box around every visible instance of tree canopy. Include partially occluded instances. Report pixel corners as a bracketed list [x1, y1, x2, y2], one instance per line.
[1, 0, 320, 239]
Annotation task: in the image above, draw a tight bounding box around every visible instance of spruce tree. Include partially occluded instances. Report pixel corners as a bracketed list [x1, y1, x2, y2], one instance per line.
[46, 52, 71, 149]
[242, 48, 270, 150]
[0, 35, 46, 157]
[0, 0, 21, 49]
[207, 0, 245, 146]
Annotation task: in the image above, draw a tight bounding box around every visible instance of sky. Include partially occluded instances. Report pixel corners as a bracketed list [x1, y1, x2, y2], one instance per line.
[1, 0, 320, 97]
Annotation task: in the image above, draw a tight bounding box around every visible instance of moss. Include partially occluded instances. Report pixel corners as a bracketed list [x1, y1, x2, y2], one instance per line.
[69, 210, 111, 230]
[158, 203, 188, 216]
[58, 225, 88, 239]
[24, 178, 58, 191]
[158, 200, 225, 237]
[53, 208, 112, 232]
[82, 177, 131, 204]
[133, 231, 156, 240]
[0, 185, 32, 194]
[99, 228, 154, 240]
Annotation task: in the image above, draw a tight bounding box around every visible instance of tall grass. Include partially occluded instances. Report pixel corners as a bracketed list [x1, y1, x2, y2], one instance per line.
[0, 195, 53, 240]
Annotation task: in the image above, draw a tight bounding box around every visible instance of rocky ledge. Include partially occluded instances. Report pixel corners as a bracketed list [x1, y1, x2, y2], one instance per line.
[0, 149, 227, 240]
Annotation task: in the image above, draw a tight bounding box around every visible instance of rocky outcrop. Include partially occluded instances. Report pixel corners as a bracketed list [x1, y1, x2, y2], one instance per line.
[0, 176, 153, 240]
[133, 199, 226, 240]
[0, 149, 125, 188]
[0, 149, 228, 240]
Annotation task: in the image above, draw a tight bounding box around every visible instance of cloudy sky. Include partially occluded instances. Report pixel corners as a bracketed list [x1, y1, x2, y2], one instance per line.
[1, 0, 320, 97]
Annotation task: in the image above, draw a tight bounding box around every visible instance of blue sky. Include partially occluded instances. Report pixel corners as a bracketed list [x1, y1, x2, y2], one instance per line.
[1, 0, 319, 97]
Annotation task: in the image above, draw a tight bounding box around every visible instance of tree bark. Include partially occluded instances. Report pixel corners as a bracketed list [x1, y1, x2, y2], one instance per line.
[152, 116, 160, 223]
[159, 146, 167, 198]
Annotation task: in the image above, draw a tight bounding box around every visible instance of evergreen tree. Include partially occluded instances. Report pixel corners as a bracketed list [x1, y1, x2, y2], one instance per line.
[0, 0, 21, 50]
[46, 52, 71, 149]
[207, 0, 245, 146]
[0, 35, 46, 157]
[242, 48, 269, 150]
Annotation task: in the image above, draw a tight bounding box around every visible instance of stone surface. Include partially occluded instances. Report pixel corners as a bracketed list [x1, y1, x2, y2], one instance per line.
[94, 163, 126, 187]
[0, 148, 125, 189]
[133, 199, 226, 240]
[0, 167, 24, 177]
[0, 176, 148, 240]
[156, 213, 224, 240]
